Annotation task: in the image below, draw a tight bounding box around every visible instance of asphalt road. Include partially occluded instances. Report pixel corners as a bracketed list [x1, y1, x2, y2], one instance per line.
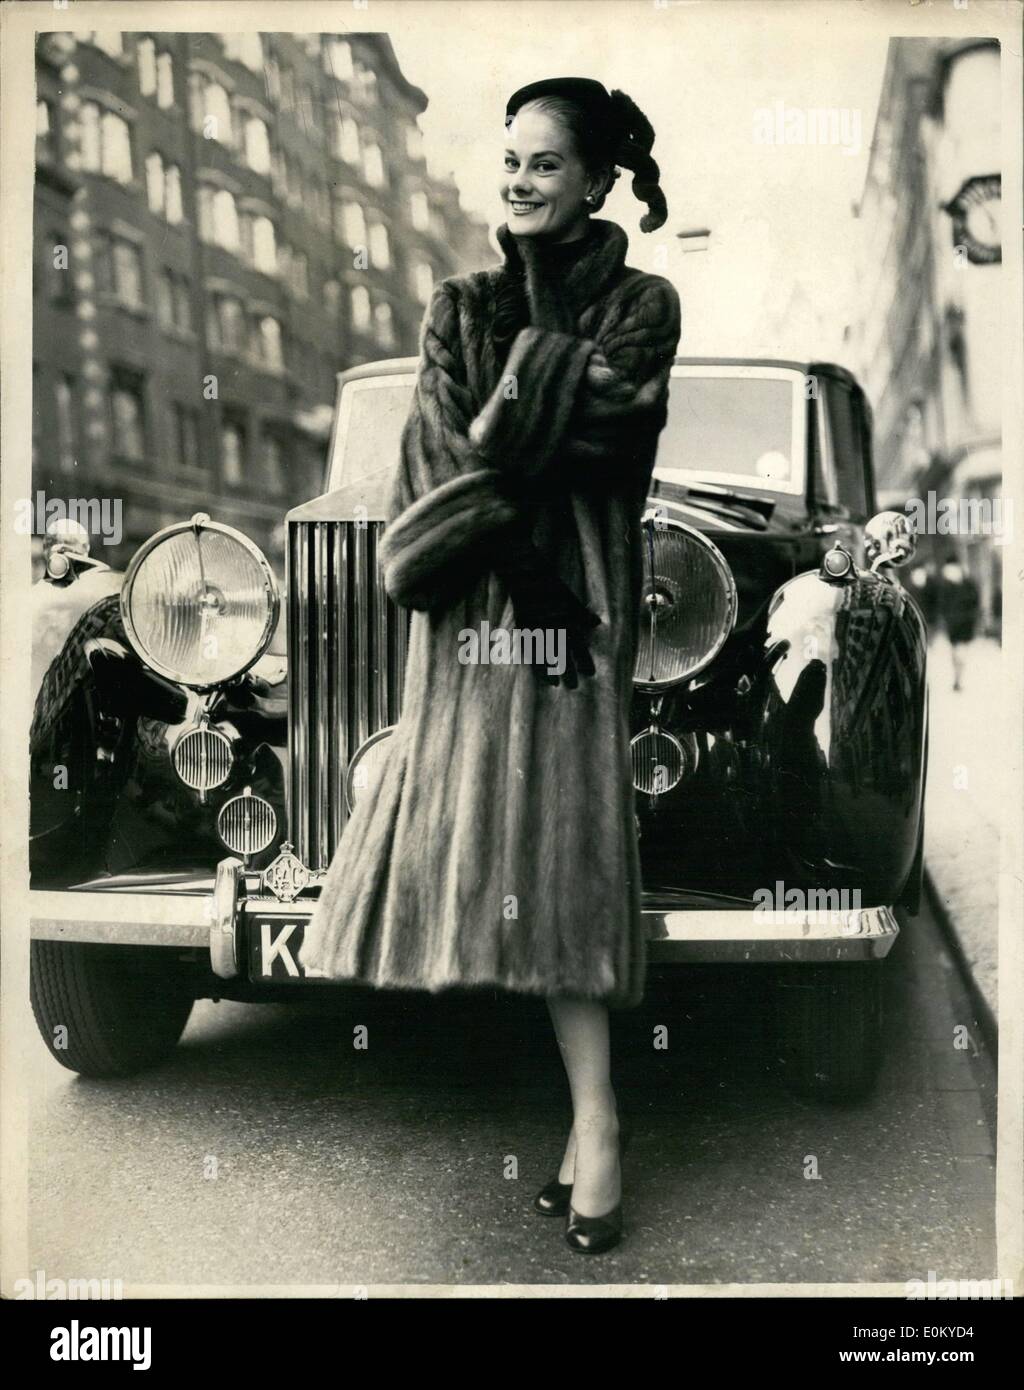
[26, 895, 996, 1289]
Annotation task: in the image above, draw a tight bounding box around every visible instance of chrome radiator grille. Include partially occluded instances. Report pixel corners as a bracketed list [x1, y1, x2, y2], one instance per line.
[287, 519, 408, 870]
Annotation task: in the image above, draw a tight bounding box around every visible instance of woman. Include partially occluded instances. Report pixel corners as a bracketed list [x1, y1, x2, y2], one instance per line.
[300, 77, 681, 1254]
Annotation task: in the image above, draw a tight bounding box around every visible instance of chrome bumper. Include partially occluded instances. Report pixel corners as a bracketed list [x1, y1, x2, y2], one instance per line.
[31, 874, 899, 971]
[29, 889, 211, 946]
[645, 905, 899, 962]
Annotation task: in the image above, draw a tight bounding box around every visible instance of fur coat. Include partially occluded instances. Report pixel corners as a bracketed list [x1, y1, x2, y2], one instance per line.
[298, 218, 681, 1008]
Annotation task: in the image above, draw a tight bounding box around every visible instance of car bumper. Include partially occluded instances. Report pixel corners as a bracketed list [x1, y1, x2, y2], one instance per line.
[30, 871, 899, 971]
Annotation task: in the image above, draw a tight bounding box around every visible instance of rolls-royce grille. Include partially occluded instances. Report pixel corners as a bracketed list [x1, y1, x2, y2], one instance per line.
[287, 519, 409, 870]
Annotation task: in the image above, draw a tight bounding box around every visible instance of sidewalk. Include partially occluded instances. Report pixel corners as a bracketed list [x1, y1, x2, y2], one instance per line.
[923, 634, 1005, 1025]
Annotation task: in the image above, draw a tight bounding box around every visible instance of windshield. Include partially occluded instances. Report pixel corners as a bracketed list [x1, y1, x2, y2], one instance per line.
[656, 369, 804, 495]
[329, 368, 805, 496]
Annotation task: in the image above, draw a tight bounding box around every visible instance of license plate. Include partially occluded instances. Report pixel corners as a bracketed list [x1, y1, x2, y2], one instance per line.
[247, 912, 313, 981]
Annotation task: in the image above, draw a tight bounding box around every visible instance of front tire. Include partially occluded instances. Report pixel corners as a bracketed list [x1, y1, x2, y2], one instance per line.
[30, 940, 195, 1078]
[769, 961, 884, 1101]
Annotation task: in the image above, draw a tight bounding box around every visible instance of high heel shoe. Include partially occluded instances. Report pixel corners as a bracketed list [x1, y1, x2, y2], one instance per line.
[564, 1120, 632, 1255]
[533, 1120, 633, 1220]
[532, 1176, 573, 1217]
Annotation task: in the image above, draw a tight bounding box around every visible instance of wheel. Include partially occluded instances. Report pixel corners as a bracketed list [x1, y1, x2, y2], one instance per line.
[768, 961, 884, 1101]
[30, 940, 195, 1078]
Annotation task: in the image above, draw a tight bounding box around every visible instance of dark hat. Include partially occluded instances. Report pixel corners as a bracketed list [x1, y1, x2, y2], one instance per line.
[505, 77, 616, 142]
[504, 76, 667, 232]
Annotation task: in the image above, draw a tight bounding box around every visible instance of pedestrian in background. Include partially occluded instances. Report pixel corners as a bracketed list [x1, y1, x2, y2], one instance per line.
[907, 561, 939, 633]
[935, 552, 980, 691]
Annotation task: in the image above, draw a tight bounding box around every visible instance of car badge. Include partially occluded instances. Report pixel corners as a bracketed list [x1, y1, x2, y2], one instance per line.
[261, 842, 321, 902]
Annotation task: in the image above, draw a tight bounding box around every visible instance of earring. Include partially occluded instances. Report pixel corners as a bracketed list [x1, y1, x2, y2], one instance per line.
[585, 193, 596, 204]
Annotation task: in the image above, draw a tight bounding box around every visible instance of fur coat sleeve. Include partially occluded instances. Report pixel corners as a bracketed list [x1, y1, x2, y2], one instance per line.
[379, 259, 680, 612]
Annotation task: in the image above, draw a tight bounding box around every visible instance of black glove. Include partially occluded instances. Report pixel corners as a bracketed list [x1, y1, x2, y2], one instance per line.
[493, 524, 600, 690]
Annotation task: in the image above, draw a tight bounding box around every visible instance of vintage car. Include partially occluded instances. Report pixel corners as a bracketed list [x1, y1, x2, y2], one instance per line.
[29, 356, 928, 1099]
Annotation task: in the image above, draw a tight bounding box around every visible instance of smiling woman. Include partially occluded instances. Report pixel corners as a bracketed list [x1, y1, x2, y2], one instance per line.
[298, 75, 681, 1258]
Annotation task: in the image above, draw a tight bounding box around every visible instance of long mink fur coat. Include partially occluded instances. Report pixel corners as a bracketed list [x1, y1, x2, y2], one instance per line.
[299, 218, 681, 1008]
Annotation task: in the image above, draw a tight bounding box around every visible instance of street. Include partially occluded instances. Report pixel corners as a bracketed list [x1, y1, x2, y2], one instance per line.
[25, 893, 995, 1289]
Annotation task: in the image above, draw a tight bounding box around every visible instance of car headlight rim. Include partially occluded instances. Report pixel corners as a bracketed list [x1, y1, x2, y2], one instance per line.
[345, 726, 396, 813]
[634, 517, 738, 691]
[120, 517, 280, 689]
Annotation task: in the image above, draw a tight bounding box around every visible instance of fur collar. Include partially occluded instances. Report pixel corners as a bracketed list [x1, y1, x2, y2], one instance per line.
[494, 219, 630, 332]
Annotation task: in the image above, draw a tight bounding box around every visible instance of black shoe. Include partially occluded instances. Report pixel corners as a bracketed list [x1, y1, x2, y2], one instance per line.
[563, 1120, 632, 1254]
[533, 1176, 573, 1217]
[565, 1200, 623, 1255]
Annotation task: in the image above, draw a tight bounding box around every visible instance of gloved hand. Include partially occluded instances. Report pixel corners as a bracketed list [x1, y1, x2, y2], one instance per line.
[493, 525, 601, 690]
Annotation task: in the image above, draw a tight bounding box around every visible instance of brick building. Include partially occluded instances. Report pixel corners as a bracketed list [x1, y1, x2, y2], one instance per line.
[846, 38, 1002, 628]
[32, 30, 494, 575]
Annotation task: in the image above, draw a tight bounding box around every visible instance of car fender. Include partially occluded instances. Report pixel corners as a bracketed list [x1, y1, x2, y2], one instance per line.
[749, 564, 928, 906]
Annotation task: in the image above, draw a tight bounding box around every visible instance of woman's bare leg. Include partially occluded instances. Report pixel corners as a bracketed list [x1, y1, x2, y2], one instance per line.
[546, 998, 621, 1216]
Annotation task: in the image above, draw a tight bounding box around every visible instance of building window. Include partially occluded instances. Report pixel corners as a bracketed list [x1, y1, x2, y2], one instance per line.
[244, 116, 271, 174]
[36, 99, 54, 161]
[263, 56, 280, 106]
[221, 33, 264, 72]
[110, 369, 146, 461]
[170, 403, 200, 472]
[412, 261, 434, 305]
[279, 65, 295, 113]
[249, 215, 277, 274]
[137, 38, 156, 95]
[221, 416, 247, 486]
[156, 51, 174, 108]
[165, 165, 183, 224]
[362, 140, 385, 187]
[337, 199, 366, 248]
[350, 285, 371, 332]
[409, 190, 430, 232]
[373, 301, 395, 349]
[193, 78, 233, 145]
[290, 251, 309, 300]
[156, 269, 191, 333]
[145, 151, 164, 214]
[405, 123, 424, 161]
[96, 232, 144, 309]
[369, 222, 390, 269]
[353, 63, 377, 104]
[198, 187, 240, 252]
[255, 315, 284, 372]
[55, 376, 77, 473]
[324, 38, 353, 81]
[79, 104, 133, 183]
[43, 227, 71, 303]
[262, 431, 285, 493]
[332, 114, 360, 165]
[209, 294, 246, 353]
[324, 280, 340, 318]
[87, 32, 125, 60]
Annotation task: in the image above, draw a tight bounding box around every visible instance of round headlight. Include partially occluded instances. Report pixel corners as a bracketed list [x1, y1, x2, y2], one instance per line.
[346, 727, 395, 813]
[120, 515, 279, 687]
[217, 788, 277, 856]
[634, 516, 737, 690]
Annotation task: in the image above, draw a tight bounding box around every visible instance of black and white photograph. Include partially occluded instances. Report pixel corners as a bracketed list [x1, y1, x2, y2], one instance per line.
[2, 0, 1022, 1331]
